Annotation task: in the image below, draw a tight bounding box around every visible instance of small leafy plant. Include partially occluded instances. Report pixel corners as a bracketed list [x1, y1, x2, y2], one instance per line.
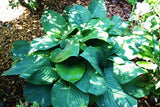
[2, 0, 150, 106]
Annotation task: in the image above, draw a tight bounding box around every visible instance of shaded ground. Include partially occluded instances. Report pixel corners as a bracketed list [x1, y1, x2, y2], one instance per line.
[1, 0, 154, 106]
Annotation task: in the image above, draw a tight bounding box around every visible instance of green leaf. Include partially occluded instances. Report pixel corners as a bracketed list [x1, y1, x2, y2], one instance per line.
[68, 4, 91, 26]
[21, 66, 59, 85]
[140, 45, 153, 56]
[155, 81, 160, 90]
[121, 77, 149, 98]
[55, 57, 85, 83]
[97, 68, 137, 107]
[2, 55, 52, 76]
[127, 0, 137, 5]
[11, 40, 30, 59]
[29, 35, 59, 54]
[41, 9, 66, 35]
[82, 30, 108, 42]
[24, 83, 52, 106]
[113, 61, 146, 84]
[75, 65, 107, 96]
[80, 46, 106, 75]
[84, 17, 114, 31]
[50, 38, 79, 63]
[153, 34, 160, 58]
[116, 35, 149, 60]
[51, 80, 89, 106]
[109, 16, 128, 36]
[136, 61, 157, 70]
[108, 56, 125, 64]
[88, 0, 107, 18]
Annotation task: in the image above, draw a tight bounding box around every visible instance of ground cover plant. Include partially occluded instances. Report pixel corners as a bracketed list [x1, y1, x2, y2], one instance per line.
[1, 0, 155, 106]
[130, 0, 160, 105]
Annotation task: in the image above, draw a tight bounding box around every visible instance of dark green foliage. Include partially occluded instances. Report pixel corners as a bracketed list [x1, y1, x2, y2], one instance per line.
[2, 0, 150, 106]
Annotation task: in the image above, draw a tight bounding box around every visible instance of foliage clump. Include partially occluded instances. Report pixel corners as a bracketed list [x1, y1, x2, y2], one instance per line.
[2, 0, 156, 106]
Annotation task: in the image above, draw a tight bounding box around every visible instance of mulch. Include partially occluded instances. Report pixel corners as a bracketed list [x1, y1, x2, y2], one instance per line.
[0, 0, 154, 107]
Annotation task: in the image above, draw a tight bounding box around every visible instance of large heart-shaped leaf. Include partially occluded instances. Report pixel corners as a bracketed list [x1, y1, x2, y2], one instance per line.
[112, 61, 146, 84]
[41, 9, 66, 35]
[51, 80, 89, 106]
[88, 0, 107, 18]
[75, 64, 107, 96]
[11, 40, 30, 59]
[97, 68, 137, 107]
[2, 55, 52, 76]
[29, 35, 59, 54]
[55, 58, 85, 83]
[24, 83, 52, 106]
[21, 66, 59, 85]
[80, 46, 106, 75]
[121, 77, 149, 98]
[83, 17, 114, 31]
[82, 30, 108, 42]
[68, 4, 91, 26]
[50, 38, 79, 63]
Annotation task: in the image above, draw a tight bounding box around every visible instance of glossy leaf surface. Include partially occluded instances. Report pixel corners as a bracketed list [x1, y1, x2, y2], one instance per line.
[80, 46, 105, 75]
[68, 4, 91, 26]
[55, 58, 85, 82]
[29, 35, 59, 54]
[113, 61, 146, 84]
[50, 38, 79, 63]
[75, 65, 107, 96]
[42, 9, 66, 35]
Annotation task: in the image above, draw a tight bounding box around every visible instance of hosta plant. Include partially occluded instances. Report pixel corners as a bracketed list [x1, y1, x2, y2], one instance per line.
[2, 0, 150, 106]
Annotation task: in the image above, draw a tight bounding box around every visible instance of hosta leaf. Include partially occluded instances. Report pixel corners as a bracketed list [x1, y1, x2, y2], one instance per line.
[41, 9, 66, 35]
[50, 38, 79, 63]
[61, 26, 80, 39]
[80, 46, 106, 75]
[55, 57, 85, 83]
[82, 30, 108, 42]
[21, 66, 59, 85]
[68, 4, 91, 26]
[108, 56, 125, 64]
[107, 41, 121, 55]
[75, 65, 107, 96]
[51, 80, 89, 106]
[116, 35, 149, 60]
[29, 35, 59, 54]
[108, 27, 123, 36]
[109, 16, 128, 36]
[24, 83, 52, 106]
[2, 55, 52, 76]
[11, 40, 30, 59]
[121, 77, 150, 98]
[84, 17, 114, 31]
[88, 0, 107, 18]
[97, 68, 137, 107]
[136, 61, 157, 70]
[113, 61, 146, 84]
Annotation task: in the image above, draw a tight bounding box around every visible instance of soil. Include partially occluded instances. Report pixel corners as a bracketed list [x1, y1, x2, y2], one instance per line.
[0, 0, 158, 107]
